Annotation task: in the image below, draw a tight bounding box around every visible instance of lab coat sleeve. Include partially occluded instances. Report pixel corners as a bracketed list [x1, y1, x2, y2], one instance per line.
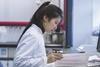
[14, 34, 45, 67]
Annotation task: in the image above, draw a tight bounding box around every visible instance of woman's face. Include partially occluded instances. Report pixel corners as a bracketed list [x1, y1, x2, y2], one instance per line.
[43, 16, 61, 32]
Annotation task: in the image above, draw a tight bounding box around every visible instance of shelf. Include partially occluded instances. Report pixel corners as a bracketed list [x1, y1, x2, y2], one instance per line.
[0, 57, 13, 61]
[0, 42, 64, 48]
[0, 21, 28, 26]
[0, 42, 17, 48]
[45, 43, 63, 48]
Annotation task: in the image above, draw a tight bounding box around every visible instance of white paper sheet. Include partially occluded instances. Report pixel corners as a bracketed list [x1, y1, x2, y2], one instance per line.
[54, 53, 89, 67]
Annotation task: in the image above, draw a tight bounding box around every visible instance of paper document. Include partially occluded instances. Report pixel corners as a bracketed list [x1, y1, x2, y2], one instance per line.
[54, 53, 89, 67]
[88, 55, 100, 66]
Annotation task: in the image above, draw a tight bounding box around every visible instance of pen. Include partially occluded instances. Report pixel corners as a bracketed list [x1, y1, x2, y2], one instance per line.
[52, 49, 63, 53]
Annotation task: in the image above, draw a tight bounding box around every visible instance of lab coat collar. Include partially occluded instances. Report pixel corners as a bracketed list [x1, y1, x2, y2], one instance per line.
[32, 24, 43, 34]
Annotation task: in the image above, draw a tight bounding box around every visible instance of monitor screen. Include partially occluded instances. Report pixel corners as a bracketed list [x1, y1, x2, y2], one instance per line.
[97, 31, 100, 52]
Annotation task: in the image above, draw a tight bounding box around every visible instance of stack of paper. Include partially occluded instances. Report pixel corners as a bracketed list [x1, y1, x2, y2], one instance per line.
[54, 53, 89, 67]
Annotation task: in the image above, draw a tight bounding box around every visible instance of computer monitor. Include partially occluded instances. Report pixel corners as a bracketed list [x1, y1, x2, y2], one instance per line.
[97, 31, 100, 52]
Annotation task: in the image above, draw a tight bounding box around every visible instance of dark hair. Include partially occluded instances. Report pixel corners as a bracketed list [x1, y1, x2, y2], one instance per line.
[17, 1, 63, 44]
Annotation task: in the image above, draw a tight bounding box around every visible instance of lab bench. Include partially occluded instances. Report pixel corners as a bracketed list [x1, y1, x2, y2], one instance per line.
[0, 42, 64, 67]
[0, 42, 100, 67]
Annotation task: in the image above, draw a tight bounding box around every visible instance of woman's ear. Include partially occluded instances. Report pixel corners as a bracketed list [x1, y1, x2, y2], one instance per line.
[43, 15, 49, 22]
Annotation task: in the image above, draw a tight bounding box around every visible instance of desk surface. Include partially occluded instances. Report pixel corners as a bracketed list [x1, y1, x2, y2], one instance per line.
[47, 53, 100, 67]
[55, 53, 89, 67]
[62, 45, 100, 67]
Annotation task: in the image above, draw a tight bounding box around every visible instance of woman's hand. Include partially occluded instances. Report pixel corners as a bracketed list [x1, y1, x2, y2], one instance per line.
[47, 53, 63, 63]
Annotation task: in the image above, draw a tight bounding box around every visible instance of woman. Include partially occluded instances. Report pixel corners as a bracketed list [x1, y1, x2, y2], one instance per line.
[14, 1, 63, 67]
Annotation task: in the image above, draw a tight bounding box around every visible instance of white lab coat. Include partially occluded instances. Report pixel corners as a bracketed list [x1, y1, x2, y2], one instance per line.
[13, 24, 47, 67]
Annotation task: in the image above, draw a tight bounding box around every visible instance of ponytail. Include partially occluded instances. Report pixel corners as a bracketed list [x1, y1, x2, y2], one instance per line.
[17, 1, 50, 44]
